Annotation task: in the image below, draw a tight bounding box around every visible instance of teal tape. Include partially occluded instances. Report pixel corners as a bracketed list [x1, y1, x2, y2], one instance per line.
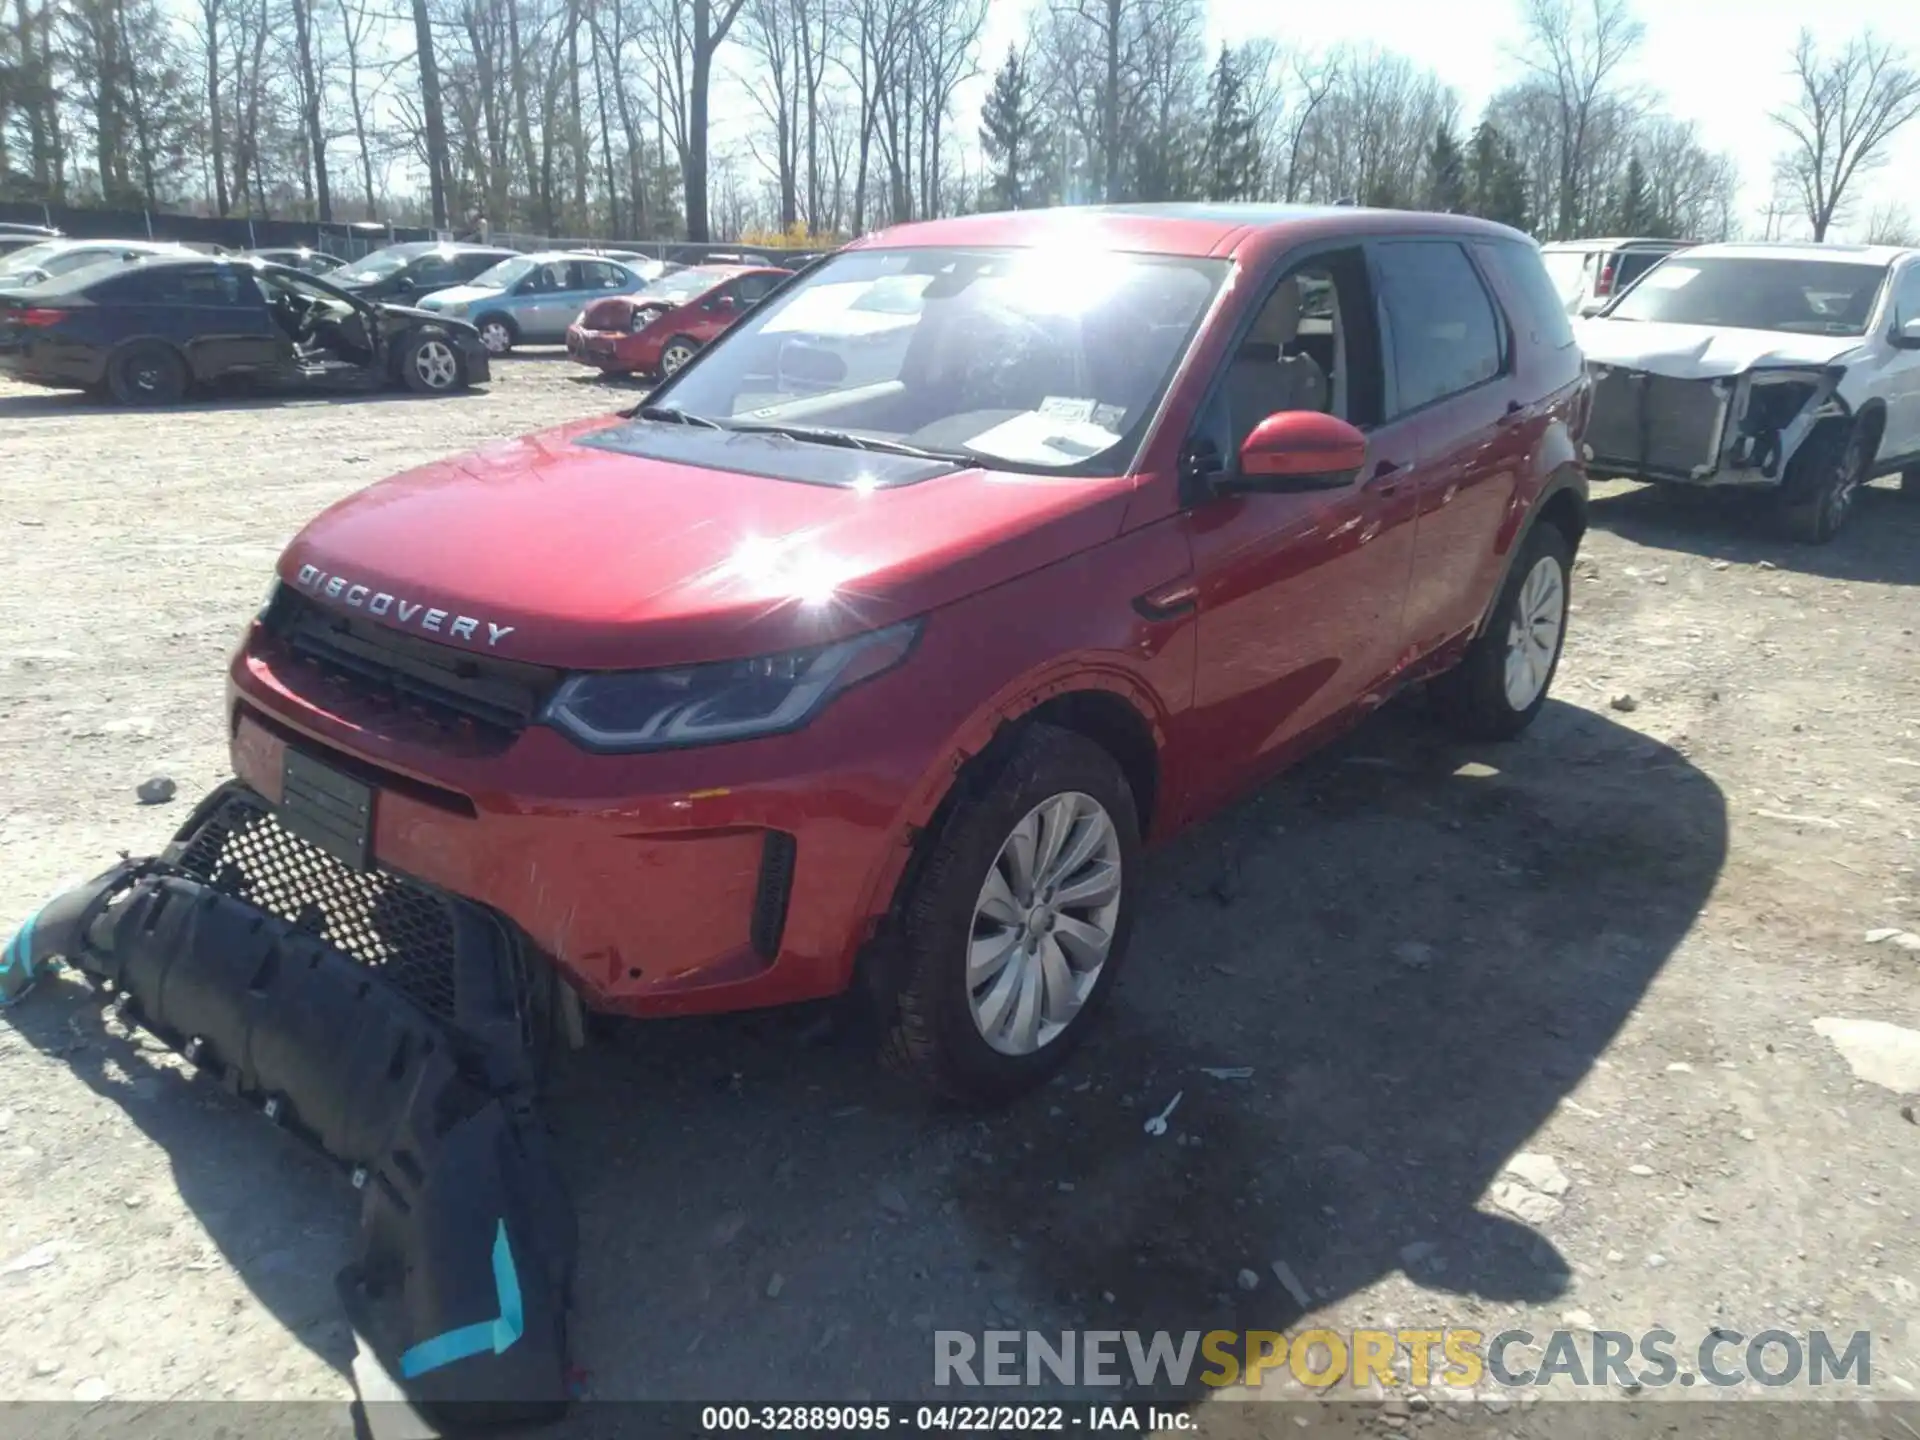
[0, 912, 38, 1008]
[398, 1220, 525, 1379]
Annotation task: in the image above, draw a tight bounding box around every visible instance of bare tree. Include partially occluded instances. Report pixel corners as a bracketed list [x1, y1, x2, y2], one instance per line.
[1516, 0, 1644, 237]
[1772, 29, 1920, 242]
[1864, 202, 1916, 247]
[409, 0, 451, 225]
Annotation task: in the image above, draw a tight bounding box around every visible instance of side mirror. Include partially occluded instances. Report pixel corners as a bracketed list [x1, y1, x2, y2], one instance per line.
[1224, 411, 1368, 493]
[711, 293, 737, 311]
[1894, 317, 1920, 350]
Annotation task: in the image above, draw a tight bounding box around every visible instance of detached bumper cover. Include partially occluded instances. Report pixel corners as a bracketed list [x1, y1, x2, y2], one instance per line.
[2, 786, 577, 1426]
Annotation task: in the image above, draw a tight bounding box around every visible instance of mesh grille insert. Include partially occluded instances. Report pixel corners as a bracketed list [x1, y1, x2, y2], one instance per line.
[174, 791, 463, 1024]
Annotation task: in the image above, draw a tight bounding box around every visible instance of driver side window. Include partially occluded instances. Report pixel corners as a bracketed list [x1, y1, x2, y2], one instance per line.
[1212, 248, 1382, 463]
[1894, 264, 1920, 327]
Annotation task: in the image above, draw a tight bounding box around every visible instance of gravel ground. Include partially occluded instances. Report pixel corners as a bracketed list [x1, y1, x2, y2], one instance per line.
[2, 358, 1918, 1435]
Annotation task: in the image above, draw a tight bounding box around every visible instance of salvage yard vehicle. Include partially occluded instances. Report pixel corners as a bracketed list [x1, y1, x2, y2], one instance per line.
[0, 254, 491, 404]
[1576, 242, 1920, 541]
[0, 237, 196, 287]
[4, 204, 1590, 1415]
[565, 262, 792, 375]
[1539, 236, 1694, 316]
[243, 246, 347, 275]
[415, 250, 654, 355]
[0, 221, 62, 256]
[328, 240, 516, 305]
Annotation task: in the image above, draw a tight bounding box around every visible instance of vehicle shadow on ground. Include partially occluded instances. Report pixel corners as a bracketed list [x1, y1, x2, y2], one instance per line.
[1589, 478, 1920, 586]
[3, 700, 1727, 1410]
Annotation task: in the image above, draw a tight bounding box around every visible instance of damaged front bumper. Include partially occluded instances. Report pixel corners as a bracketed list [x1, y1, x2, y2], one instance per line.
[1583, 363, 1848, 488]
[1, 782, 577, 1427]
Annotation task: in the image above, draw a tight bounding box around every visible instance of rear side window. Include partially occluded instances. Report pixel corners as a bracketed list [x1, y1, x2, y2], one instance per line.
[1477, 240, 1578, 353]
[1615, 250, 1667, 291]
[1373, 240, 1504, 415]
[455, 253, 505, 281]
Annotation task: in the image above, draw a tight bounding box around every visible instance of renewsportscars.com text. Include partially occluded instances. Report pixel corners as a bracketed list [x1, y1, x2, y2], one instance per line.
[934, 1327, 1872, 1391]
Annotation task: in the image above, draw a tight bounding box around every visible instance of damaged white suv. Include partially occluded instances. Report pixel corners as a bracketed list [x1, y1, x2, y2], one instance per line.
[1575, 243, 1920, 542]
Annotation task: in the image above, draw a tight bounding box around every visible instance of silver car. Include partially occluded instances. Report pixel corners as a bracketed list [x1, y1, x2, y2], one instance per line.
[0, 238, 197, 288]
[414, 251, 653, 355]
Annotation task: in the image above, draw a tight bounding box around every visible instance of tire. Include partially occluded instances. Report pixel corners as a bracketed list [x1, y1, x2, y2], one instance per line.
[1776, 421, 1870, 543]
[1430, 522, 1573, 742]
[880, 724, 1141, 1106]
[659, 336, 698, 377]
[474, 313, 516, 356]
[401, 334, 464, 394]
[106, 342, 186, 406]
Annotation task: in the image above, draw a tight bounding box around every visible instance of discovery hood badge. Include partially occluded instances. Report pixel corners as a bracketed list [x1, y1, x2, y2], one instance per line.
[293, 564, 517, 648]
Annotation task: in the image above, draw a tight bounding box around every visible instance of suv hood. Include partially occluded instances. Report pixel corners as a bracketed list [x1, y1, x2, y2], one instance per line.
[278, 416, 1135, 671]
[1574, 318, 1865, 379]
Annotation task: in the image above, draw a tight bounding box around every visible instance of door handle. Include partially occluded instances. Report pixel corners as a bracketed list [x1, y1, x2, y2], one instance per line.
[1496, 400, 1526, 427]
[1367, 459, 1402, 494]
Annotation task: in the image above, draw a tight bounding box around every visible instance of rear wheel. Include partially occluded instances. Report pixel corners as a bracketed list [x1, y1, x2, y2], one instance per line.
[659, 336, 698, 377]
[106, 342, 186, 406]
[1430, 522, 1572, 742]
[880, 725, 1139, 1106]
[1777, 421, 1871, 543]
[474, 314, 516, 356]
[401, 335, 464, 394]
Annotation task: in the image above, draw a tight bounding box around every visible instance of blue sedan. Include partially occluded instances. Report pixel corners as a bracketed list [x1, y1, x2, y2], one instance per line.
[415, 251, 661, 355]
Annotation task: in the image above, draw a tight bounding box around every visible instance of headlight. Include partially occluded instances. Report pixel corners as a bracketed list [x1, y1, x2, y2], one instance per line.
[543, 620, 920, 752]
[441, 300, 468, 316]
[257, 576, 284, 620]
[630, 307, 664, 334]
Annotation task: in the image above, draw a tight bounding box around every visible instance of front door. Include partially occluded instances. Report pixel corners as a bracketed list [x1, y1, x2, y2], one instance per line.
[1881, 262, 1920, 463]
[1181, 246, 1421, 808]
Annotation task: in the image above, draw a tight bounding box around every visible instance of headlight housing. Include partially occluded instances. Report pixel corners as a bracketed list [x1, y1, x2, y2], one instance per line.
[543, 620, 920, 753]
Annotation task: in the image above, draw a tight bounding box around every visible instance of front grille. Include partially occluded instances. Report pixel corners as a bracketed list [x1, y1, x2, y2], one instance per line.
[1586, 368, 1727, 477]
[172, 789, 538, 1039]
[261, 588, 560, 742]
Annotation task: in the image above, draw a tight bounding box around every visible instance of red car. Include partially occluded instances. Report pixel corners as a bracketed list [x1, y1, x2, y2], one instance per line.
[223, 205, 1590, 1104]
[566, 263, 792, 377]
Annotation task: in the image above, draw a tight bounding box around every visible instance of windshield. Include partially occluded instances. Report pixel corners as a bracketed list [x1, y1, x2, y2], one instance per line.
[334, 250, 415, 283]
[1605, 256, 1890, 335]
[638, 267, 733, 304]
[652, 246, 1227, 473]
[470, 256, 539, 290]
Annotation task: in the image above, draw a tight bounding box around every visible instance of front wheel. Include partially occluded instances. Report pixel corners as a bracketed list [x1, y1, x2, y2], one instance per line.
[1777, 422, 1870, 543]
[880, 725, 1140, 1106]
[474, 314, 515, 356]
[401, 335, 464, 394]
[1430, 522, 1573, 742]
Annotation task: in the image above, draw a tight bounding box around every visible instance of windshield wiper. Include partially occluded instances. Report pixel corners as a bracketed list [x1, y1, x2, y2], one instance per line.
[718, 420, 970, 464]
[630, 402, 721, 428]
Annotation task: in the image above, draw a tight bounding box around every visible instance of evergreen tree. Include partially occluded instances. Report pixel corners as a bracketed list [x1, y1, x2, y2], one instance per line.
[979, 47, 1038, 211]
[1468, 121, 1531, 232]
[1204, 45, 1260, 202]
[1616, 155, 1652, 234]
[1426, 123, 1467, 212]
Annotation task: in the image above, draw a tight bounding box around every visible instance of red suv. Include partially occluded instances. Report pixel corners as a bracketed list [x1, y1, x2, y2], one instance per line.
[233, 206, 1589, 1103]
[566, 264, 792, 377]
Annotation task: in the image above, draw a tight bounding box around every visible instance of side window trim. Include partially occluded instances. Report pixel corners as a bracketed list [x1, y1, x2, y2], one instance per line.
[1367, 237, 1509, 422]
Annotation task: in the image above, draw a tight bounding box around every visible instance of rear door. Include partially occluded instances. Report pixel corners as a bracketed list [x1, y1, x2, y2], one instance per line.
[1370, 237, 1527, 663]
[100, 265, 284, 379]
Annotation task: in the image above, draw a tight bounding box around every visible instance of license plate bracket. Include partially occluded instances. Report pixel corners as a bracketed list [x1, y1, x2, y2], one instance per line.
[280, 749, 375, 872]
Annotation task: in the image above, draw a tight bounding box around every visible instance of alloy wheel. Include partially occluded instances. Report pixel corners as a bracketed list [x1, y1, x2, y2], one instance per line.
[967, 791, 1123, 1056]
[1503, 554, 1566, 712]
[661, 342, 694, 375]
[479, 321, 512, 355]
[412, 339, 459, 390]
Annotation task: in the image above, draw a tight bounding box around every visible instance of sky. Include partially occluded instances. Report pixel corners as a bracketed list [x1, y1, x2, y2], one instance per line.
[971, 0, 1920, 240]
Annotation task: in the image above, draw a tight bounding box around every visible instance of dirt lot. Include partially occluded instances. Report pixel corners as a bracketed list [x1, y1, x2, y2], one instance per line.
[2, 357, 1918, 1434]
